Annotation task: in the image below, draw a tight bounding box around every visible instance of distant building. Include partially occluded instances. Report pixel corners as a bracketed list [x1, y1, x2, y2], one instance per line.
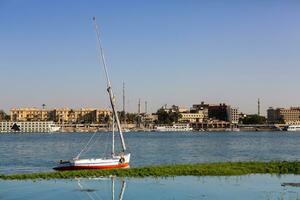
[191, 102, 238, 124]
[143, 114, 158, 128]
[10, 108, 111, 123]
[179, 111, 204, 123]
[178, 107, 189, 113]
[267, 107, 300, 124]
[191, 102, 209, 120]
[0, 110, 6, 121]
[143, 114, 158, 123]
[208, 103, 229, 121]
[10, 108, 52, 121]
[53, 108, 70, 123]
[161, 105, 187, 113]
[227, 107, 239, 124]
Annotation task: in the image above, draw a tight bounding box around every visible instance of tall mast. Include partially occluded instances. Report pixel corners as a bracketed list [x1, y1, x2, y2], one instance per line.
[112, 114, 115, 156]
[119, 180, 126, 200]
[112, 177, 115, 200]
[93, 17, 126, 152]
[123, 81, 126, 124]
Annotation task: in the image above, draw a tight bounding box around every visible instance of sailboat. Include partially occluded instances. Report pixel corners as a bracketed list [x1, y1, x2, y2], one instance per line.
[53, 17, 130, 171]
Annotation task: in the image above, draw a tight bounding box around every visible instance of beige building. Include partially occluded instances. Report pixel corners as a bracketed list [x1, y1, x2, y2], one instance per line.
[267, 107, 300, 124]
[11, 108, 52, 121]
[10, 108, 111, 124]
[0, 110, 6, 121]
[179, 111, 204, 123]
[143, 114, 158, 123]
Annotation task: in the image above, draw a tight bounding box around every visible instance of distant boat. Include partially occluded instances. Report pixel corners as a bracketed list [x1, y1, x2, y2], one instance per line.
[225, 127, 240, 132]
[286, 125, 300, 132]
[53, 17, 130, 171]
[123, 128, 130, 133]
[155, 124, 193, 132]
[0, 121, 60, 133]
[49, 124, 60, 132]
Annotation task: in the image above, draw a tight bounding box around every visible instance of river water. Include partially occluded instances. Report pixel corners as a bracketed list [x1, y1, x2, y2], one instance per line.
[1, 175, 300, 200]
[1, 131, 300, 174]
[2, 131, 300, 200]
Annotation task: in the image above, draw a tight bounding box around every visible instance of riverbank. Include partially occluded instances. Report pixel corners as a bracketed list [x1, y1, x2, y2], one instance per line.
[1, 161, 300, 180]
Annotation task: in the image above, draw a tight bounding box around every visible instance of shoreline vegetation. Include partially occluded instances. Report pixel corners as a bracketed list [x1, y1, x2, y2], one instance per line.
[1, 161, 300, 180]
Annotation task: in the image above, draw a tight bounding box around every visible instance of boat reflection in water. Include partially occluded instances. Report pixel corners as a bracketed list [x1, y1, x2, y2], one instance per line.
[77, 177, 126, 200]
[2, 175, 300, 199]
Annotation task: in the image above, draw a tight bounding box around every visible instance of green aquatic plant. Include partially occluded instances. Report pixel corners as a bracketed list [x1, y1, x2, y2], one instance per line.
[1, 161, 300, 180]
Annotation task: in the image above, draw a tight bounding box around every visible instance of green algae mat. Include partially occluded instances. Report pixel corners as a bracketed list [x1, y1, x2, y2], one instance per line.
[1, 161, 300, 180]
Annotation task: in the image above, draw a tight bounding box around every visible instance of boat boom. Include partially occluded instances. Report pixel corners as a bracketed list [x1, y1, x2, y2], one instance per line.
[93, 17, 126, 152]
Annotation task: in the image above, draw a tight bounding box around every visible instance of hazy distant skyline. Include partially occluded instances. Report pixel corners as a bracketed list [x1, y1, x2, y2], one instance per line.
[1, 1, 300, 115]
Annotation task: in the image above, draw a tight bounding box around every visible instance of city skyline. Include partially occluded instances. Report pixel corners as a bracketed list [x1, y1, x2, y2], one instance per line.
[1, 1, 300, 115]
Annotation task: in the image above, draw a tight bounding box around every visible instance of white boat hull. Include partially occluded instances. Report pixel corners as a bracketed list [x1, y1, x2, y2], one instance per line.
[54, 153, 130, 171]
[286, 125, 300, 132]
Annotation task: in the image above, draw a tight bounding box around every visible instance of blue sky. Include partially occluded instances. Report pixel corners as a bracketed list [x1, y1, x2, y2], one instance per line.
[1, 1, 300, 114]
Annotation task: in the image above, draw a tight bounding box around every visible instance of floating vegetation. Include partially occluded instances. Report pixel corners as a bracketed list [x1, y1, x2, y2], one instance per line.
[78, 188, 97, 192]
[281, 182, 300, 187]
[1, 161, 300, 180]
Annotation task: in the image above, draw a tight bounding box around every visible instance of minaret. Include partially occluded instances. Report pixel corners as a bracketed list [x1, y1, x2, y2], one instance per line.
[258, 98, 260, 116]
[137, 98, 141, 128]
[138, 98, 141, 114]
[145, 101, 147, 114]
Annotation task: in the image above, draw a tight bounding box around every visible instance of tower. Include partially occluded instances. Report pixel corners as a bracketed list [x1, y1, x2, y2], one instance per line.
[138, 98, 141, 114]
[145, 101, 147, 114]
[258, 98, 260, 116]
[137, 98, 141, 128]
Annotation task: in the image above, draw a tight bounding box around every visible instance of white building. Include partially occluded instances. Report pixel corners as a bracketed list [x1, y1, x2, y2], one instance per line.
[227, 107, 239, 124]
[0, 121, 60, 133]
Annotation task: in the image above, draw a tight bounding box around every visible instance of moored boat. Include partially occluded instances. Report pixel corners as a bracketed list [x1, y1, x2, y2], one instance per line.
[286, 125, 300, 132]
[53, 154, 130, 170]
[155, 124, 193, 132]
[54, 17, 130, 171]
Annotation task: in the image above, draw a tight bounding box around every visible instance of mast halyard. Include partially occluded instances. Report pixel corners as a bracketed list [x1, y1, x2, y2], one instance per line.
[112, 114, 115, 156]
[112, 177, 115, 200]
[119, 180, 126, 200]
[92, 17, 126, 152]
[123, 81, 126, 125]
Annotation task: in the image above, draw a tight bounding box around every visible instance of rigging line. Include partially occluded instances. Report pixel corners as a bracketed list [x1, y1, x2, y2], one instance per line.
[84, 134, 99, 156]
[102, 129, 111, 158]
[98, 113, 110, 158]
[82, 127, 109, 158]
[92, 16, 111, 88]
[93, 16, 126, 152]
[118, 180, 126, 200]
[84, 131, 107, 157]
[102, 105, 113, 157]
[77, 180, 98, 200]
[74, 132, 97, 159]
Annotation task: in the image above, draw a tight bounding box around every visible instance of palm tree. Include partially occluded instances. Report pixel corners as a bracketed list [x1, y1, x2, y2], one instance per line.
[42, 104, 46, 109]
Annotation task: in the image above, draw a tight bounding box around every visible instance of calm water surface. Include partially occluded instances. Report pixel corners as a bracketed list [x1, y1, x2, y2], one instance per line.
[1, 131, 300, 174]
[1, 175, 300, 200]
